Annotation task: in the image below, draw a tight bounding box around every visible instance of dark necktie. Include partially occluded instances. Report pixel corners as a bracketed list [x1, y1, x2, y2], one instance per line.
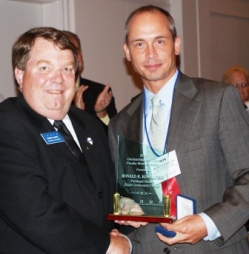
[53, 120, 92, 182]
[53, 120, 83, 159]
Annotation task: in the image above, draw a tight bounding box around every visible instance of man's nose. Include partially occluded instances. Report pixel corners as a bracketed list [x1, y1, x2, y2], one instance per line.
[50, 70, 63, 83]
[146, 44, 158, 59]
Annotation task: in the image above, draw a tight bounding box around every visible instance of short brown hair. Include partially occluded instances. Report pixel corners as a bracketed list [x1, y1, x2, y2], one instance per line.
[12, 27, 78, 72]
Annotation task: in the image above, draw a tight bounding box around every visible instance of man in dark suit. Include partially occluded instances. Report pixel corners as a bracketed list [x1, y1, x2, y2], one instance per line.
[108, 5, 249, 253]
[0, 27, 130, 253]
[63, 31, 117, 128]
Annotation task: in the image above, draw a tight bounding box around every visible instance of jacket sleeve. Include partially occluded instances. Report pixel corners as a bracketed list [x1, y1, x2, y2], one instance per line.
[204, 86, 249, 244]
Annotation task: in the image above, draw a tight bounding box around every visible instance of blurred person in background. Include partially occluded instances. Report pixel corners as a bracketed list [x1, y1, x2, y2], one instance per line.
[63, 31, 117, 131]
[222, 65, 249, 110]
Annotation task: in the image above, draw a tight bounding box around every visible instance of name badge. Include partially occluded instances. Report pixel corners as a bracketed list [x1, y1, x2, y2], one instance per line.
[149, 150, 181, 186]
[41, 131, 65, 145]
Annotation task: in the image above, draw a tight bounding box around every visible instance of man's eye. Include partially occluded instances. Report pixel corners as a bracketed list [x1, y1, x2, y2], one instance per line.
[40, 66, 49, 71]
[63, 67, 74, 72]
[156, 39, 164, 45]
[136, 42, 144, 48]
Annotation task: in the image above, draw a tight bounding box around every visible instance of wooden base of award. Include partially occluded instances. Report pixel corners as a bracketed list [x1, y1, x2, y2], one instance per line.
[107, 214, 173, 223]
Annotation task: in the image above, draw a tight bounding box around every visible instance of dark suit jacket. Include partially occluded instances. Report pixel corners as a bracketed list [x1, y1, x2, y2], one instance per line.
[0, 95, 115, 253]
[80, 77, 117, 119]
[108, 72, 249, 254]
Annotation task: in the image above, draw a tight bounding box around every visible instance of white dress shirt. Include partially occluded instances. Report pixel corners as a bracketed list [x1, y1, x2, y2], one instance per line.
[48, 114, 82, 151]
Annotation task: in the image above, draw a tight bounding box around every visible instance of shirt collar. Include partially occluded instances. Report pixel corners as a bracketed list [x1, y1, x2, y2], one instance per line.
[47, 114, 70, 126]
[144, 69, 179, 114]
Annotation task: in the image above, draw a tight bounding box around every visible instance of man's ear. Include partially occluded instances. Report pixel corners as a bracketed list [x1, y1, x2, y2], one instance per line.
[14, 67, 24, 91]
[123, 43, 131, 62]
[174, 36, 181, 56]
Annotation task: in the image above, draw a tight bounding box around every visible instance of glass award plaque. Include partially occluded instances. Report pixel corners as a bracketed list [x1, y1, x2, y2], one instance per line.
[107, 136, 173, 223]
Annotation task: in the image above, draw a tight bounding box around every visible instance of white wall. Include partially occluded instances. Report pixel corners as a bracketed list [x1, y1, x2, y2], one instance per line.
[179, 0, 249, 81]
[0, 0, 73, 99]
[209, 0, 249, 81]
[0, 0, 42, 98]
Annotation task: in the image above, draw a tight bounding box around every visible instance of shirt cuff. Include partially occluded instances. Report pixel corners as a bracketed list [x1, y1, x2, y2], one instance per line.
[198, 212, 221, 241]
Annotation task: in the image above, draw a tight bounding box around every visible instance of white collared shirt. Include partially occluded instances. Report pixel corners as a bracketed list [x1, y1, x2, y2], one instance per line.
[143, 69, 179, 147]
[48, 115, 82, 151]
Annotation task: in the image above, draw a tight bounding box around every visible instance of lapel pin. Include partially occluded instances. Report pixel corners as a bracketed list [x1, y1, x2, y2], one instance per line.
[86, 137, 93, 145]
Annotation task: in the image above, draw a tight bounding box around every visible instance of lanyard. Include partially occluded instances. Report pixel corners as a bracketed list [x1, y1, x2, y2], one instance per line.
[144, 73, 179, 157]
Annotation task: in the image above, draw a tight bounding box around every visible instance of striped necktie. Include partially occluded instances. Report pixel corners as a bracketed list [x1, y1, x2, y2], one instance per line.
[148, 95, 165, 153]
[149, 95, 180, 217]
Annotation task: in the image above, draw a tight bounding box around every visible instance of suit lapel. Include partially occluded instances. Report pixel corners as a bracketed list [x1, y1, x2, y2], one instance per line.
[167, 73, 201, 153]
[18, 95, 92, 178]
[69, 109, 103, 186]
[121, 74, 201, 153]
[122, 95, 143, 144]
[40, 118, 89, 176]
